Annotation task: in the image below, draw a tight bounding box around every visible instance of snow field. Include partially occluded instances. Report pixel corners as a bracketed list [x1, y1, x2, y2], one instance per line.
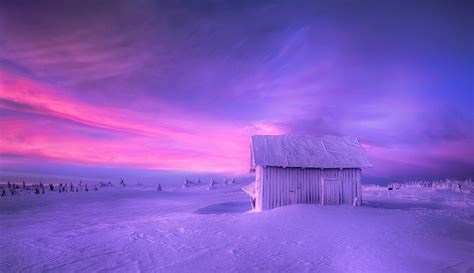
[1, 182, 473, 272]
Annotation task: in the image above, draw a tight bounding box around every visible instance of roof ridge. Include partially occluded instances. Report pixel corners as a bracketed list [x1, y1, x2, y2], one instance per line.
[249, 134, 372, 169]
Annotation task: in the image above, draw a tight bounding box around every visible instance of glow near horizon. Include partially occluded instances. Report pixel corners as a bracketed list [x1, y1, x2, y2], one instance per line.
[0, 1, 473, 179]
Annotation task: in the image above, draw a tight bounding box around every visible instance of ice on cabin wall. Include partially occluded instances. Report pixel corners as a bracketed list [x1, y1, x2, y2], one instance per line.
[251, 135, 372, 169]
[242, 182, 256, 199]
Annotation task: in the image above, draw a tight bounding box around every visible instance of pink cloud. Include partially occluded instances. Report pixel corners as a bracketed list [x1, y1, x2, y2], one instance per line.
[0, 70, 285, 173]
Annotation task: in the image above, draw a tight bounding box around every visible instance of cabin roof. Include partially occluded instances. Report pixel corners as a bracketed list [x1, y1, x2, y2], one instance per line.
[250, 135, 372, 170]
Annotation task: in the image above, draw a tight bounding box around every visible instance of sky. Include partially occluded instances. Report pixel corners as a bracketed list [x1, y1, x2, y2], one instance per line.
[0, 0, 473, 183]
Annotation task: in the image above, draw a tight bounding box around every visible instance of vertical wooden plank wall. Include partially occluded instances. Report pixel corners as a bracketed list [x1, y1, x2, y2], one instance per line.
[319, 168, 361, 206]
[256, 167, 362, 210]
[259, 167, 322, 210]
[255, 165, 264, 211]
[356, 168, 362, 206]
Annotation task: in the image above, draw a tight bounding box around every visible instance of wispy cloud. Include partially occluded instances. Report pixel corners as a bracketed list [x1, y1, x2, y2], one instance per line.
[0, 70, 283, 173]
[0, 0, 473, 179]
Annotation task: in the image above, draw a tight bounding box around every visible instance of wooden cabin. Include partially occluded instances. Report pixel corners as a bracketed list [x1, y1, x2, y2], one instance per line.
[242, 135, 372, 211]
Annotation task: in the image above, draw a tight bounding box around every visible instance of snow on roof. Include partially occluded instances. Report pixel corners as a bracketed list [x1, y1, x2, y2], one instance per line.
[250, 135, 372, 170]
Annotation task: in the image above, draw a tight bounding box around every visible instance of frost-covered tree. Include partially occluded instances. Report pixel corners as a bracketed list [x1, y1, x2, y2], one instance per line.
[208, 178, 215, 190]
[183, 178, 193, 188]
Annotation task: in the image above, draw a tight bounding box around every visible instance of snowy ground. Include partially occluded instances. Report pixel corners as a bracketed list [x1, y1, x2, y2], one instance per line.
[1, 182, 473, 273]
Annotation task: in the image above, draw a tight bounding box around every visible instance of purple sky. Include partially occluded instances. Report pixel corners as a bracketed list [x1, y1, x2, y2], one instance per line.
[0, 0, 473, 183]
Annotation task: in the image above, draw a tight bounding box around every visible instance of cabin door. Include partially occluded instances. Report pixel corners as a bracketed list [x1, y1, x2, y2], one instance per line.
[321, 177, 342, 205]
[289, 179, 302, 205]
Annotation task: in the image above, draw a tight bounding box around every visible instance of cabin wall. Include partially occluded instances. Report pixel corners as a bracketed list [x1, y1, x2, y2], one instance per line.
[254, 165, 264, 211]
[256, 166, 362, 210]
[261, 167, 321, 211]
[320, 168, 362, 206]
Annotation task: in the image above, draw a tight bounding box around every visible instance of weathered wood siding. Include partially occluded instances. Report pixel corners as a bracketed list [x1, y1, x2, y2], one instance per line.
[255, 165, 264, 211]
[319, 168, 362, 206]
[255, 167, 362, 211]
[321, 177, 342, 205]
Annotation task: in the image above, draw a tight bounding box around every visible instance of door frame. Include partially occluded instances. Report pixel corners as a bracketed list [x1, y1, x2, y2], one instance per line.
[320, 177, 342, 205]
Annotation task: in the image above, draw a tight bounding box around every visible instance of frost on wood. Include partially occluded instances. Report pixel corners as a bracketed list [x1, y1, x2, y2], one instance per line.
[247, 135, 370, 211]
[253, 167, 363, 211]
[242, 182, 256, 209]
[250, 135, 372, 170]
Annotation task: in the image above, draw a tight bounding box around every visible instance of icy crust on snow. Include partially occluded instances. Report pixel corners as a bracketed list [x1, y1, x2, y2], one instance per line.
[250, 135, 372, 170]
[1, 183, 473, 273]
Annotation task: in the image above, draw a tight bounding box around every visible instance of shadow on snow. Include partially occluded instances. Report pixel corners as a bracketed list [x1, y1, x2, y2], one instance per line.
[195, 201, 250, 215]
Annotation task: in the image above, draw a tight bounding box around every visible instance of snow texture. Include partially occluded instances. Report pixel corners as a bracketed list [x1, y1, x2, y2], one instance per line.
[250, 135, 372, 170]
[1, 181, 474, 273]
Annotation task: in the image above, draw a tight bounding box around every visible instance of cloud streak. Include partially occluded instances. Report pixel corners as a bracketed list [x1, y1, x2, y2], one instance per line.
[0, 0, 473, 180]
[0, 70, 284, 173]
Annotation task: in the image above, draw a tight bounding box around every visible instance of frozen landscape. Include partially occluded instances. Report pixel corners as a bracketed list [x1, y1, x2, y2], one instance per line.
[1, 180, 473, 273]
[1, 0, 473, 272]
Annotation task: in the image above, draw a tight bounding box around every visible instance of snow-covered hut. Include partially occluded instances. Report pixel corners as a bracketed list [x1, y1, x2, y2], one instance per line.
[243, 135, 372, 211]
